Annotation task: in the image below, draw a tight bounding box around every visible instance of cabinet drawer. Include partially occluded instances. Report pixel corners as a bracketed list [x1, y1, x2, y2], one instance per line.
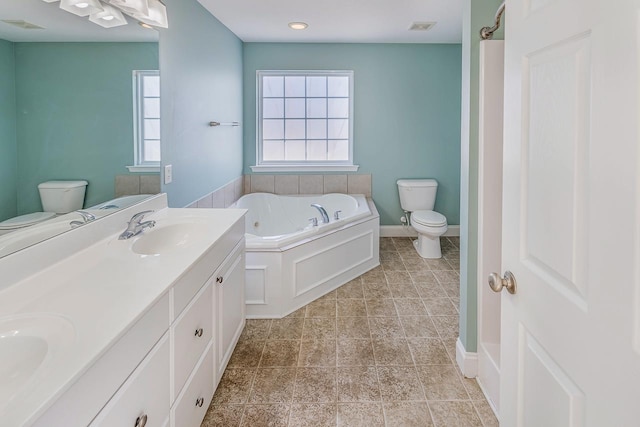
[90, 333, 170, 427]
[173, 282, 213, 399]
[172, 219, 244, 317]
[172, 343, 214, 427]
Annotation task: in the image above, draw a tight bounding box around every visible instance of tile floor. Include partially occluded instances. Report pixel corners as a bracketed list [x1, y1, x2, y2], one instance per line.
[201, 237, 498, 427]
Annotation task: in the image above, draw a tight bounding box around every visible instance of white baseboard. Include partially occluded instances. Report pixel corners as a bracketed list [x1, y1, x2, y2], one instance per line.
[456, 337, 478, 378]
[380, 225, 460, 238]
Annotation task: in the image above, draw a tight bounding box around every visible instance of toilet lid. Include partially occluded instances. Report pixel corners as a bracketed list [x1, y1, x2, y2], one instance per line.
[411, 210, 447, 227]
[0, 212, 56, 230]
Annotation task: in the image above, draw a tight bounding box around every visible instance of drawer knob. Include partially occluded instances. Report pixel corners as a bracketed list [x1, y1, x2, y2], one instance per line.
[194, 328, 204, 337]
[216, 276, 224, 284]
[196, 397, 205, 407]
[135, 414, 148, 427]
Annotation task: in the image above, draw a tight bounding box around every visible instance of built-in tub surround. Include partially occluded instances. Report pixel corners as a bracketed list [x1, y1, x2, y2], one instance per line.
[234, 193, 380, 318]
[0, 194, 246, 427]
[244, 174, 372, 197]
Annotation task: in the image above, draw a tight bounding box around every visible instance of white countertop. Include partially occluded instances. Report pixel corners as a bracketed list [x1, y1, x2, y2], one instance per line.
[0, 206, 246, 427]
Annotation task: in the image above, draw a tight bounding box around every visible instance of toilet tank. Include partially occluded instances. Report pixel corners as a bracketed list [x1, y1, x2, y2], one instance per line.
[38, 180, 88, 213]
[397, 179, 438, 211]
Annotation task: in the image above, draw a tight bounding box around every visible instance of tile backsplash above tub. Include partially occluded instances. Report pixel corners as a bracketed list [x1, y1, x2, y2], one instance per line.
[187, 176, 244, 209]
[115, 174, 161, 197]
[245, 174, 372, 197]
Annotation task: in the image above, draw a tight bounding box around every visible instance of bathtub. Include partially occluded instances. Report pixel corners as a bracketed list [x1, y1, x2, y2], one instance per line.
[232, 193, 380, 318]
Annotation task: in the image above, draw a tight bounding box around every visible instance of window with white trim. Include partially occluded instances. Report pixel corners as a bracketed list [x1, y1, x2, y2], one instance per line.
[132, 70, 161, 169]
[254, 70, 355, 171]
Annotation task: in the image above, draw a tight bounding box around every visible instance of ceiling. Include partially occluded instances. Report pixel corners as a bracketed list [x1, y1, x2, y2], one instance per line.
[0, 0, 462, 44]
[197, 0, 463, 43]
[0, 0, 158, 42]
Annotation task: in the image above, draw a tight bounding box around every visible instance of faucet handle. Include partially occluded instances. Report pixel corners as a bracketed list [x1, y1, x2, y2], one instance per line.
[309, 217, 318, 227]
[334, 210, 342, 220]
[131, 210, 154, 223]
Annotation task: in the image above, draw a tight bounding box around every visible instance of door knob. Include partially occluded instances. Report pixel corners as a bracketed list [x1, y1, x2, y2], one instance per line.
[488, 271, 517, 294]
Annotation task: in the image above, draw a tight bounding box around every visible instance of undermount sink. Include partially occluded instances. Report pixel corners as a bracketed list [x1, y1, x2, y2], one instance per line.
[131, 223, 206, 255]
[0, 314, 76, 405]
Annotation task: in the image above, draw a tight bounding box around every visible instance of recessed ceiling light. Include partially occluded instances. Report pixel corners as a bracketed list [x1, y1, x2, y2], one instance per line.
[409, 22, 436, 31]
[288, 22, 308, 30]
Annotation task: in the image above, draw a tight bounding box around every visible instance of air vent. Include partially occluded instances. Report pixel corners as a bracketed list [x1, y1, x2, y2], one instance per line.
[1, 20, 44, 30]
[409, 22, 436, 31]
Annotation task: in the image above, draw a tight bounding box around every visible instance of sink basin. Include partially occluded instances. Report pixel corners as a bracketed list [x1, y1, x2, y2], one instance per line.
[0, 314, 75, 405]
[131, 223, 206, 255]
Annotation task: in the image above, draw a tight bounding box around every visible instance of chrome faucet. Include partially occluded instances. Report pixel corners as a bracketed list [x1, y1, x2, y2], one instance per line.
[118, 210, 156, 240]
[69, 210, 97, 228]
[310, 204, 330, 223]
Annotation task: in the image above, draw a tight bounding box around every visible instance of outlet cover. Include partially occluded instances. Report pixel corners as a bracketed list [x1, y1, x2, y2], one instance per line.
[164, 164, 172, 184]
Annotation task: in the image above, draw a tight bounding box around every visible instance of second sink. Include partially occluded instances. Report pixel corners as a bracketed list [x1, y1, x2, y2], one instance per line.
[131, 223, 206, 255]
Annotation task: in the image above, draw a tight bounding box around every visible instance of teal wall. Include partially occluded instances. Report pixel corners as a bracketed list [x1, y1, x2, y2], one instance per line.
[0, 40, 17, 222]
[14, 42, 158, 214]
[159, 0, 244, 208]
[459, 0, 505, 353]
[243, 43, 462, 226]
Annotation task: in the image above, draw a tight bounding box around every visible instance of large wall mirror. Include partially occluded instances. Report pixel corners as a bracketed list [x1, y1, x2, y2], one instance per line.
[0, 0, 160, 258]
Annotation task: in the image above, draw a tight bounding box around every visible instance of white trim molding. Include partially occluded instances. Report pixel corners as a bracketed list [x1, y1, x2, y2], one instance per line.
[250, 164, 359, 173]
[456, 337, 478, 378]
[380, 225, 460, 238]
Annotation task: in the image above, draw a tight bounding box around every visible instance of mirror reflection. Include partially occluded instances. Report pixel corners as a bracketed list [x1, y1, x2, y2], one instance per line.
[0, 0, 160, 258]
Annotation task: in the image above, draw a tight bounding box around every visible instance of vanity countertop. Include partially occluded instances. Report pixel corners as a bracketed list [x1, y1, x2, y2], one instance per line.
[0, 207, 246, 427]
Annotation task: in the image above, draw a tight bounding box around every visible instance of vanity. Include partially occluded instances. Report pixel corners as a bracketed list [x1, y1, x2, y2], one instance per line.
[0, 194, 246, 427]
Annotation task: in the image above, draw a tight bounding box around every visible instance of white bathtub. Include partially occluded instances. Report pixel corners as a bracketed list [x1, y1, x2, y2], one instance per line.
[232, 193, 380, 318]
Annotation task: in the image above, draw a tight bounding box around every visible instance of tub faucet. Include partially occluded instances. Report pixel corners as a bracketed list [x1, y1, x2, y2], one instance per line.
[70, 210, 96, 228]
[310, 204, 330, 223]
[119, 210, 156, 240]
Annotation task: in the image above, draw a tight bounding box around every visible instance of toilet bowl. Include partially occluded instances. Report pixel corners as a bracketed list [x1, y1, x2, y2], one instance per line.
[0, 180, 88, 236]
[397, 179, 448, 259]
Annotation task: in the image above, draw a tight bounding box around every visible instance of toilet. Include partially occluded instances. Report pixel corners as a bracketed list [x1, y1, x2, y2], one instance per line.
[397, 179, 448, 259]
[0, 180, 88, 236]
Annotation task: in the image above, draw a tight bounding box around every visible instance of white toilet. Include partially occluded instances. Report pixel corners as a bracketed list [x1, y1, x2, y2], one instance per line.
[0, 180, 88, 236]
[397, 179, 448, 259]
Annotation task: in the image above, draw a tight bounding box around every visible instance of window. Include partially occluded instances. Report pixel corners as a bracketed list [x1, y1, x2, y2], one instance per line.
[129, 70, 160, 172]
[253, 70, 358, 172]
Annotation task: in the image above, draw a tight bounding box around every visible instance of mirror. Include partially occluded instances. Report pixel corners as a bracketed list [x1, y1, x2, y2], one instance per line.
[0, 0, 160, 258]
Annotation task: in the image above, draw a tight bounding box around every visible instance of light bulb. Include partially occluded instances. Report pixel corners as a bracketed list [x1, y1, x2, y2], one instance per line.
[102, 15, 115, 20]
[76, 2, 89, 7]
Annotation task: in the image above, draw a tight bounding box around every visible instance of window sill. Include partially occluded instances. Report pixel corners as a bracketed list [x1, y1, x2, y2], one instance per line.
[250, 164, 360, 173]
[126, 165, 160, 173]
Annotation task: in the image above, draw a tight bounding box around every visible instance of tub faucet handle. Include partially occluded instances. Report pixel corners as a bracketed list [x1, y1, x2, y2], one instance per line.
[309, 217, 318, 227]
[334, 210, 342, 220]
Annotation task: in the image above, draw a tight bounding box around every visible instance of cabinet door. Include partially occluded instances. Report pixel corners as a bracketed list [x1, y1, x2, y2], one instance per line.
[214, 242, 246, 382]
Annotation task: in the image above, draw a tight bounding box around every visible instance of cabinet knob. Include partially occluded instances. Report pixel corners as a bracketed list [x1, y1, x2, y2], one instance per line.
[135, 414, 148, 427]
[194, 328, 204, 337]
[195, 397, 205, 407]
[216, 276, 224, 284]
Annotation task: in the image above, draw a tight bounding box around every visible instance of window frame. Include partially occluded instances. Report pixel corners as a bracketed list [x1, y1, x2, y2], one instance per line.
[252, 70, 358, 172]
[129, 70, 160, 172]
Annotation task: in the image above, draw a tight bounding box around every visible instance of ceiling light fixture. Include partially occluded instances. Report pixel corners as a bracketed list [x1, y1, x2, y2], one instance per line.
[89, 3, 127, 28]
[130, 0, 168, 28]
[59, 0, 104, 17]
[40, 0, 167, 29]
[288, 22, 308, 30]
[138, 21, 153, 29]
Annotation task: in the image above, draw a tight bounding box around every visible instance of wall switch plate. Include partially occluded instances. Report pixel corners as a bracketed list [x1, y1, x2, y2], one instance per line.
[164, 164, 172, 184]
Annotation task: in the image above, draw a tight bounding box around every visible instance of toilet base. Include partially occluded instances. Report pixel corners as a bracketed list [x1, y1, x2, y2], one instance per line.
[413, 233, 442, 259]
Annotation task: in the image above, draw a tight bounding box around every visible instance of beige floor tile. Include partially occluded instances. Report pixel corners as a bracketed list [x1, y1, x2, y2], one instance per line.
[400, 316, 439, 338]
[260, 340, 300, 367]
[363, 283, 393, 299]
[416, 365, 470, 401]
[431, 316, 459, 338]
[394, 298, 429, 316]
[241, 404, 290, 427]
[336, 339, 375, 366]
[302, 318, 337, 340]
[239, 319, 272, 341]
[376, 366, 426, 401]
[415, 282, 448, 299]
[336, 317, 371, 339]
[285, 306, 307, 318]
[368, 317, 404, 339]
[269, 318, 305, 340]
[337, 403, 385, 427]
[298, 340, 336, 367]
[212, 368, 256, 404]
[289, 403, 337, 427]
[365, 299, 398, 317]
[372, 338, 414, 366]
[423, 298, 458, 316]
[428, 401, 483, 427]
[425, 258, 454, 271]
[407, 338, 451, 365]
[384, 271, 412, 284]
[306, 299, 337, 318]
[361, 270, 387, 285]
[380, 251, 402, 262]
[336, 280, 364, 299]
[249, 368, 296, 404]
[383, 402, 434, 426]
[473, 399, 499, 427]
[337, 299, 367, 317]
[293, 367, 337, 403]
[337, 366, 381, 402]
[409, 271, 438, 284]
[389, 283, 420, 298]
[202, 405, 244, 427]
[379, 238, 397, 251]
[432, 270, 460, 284]
[228, 340, 265, 368]
[440, 281, 460, 298]
[317, 290, 337, 301]
[392, 237, 415, 249]
[463, 378, 487, 401]
[381, 260, 407, 271]
[402, 258, 429, 272]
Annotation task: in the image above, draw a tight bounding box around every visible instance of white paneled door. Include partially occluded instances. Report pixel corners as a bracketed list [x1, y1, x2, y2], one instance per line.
[499, 0, 640, 425]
